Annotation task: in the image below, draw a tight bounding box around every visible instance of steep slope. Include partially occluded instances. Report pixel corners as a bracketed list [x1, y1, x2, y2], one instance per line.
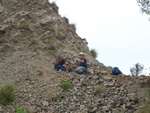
[0, 0, 106, 72]
[0, 0, 149, 113]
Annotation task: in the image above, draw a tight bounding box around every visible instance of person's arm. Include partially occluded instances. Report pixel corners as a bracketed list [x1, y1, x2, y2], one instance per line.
[80, 58, 84, 63]
[63, 62, 68, 66]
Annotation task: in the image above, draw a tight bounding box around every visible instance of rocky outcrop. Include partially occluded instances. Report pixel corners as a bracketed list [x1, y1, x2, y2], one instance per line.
[0, 0, 149, 113]
[0, 0, 107, 73]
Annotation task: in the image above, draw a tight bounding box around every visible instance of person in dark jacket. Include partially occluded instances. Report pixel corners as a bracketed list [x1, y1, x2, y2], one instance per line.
[75, 52, 87, 74]
[54, 57, 67, 71]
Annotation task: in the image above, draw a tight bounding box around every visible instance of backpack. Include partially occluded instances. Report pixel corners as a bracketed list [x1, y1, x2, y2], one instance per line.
[112, 67, 122, 75]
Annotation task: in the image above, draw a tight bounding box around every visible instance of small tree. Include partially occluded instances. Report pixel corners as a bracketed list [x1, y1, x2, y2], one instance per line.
[130, 63, 144, 76]
[137, 0, 150, 15]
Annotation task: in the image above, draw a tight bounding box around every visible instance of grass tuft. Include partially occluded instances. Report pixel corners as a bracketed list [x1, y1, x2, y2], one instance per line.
[60, 81, 71, 91]
[51, 2, 56, 6]
[16, 107, 28, 113]
[0, 85, 15, 106]
[29, 38, 38, 44]
[54, 94, 62, 100]
[48, 50, 56, 54]
[18, 20, 30, 30]
[77, 45, 82, 51]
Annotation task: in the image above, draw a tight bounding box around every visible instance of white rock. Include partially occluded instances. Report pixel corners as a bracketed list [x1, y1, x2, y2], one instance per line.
[43, 101, 49, 106]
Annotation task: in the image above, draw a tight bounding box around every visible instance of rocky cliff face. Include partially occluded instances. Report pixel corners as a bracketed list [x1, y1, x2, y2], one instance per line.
[0, 0, 149, 113]
[0, 0, 106, 73]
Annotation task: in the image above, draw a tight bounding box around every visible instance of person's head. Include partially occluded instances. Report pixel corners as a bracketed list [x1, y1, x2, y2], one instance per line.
[79, 52, 84, 58]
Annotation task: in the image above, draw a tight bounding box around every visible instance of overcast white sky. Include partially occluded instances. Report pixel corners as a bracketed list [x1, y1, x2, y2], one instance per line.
[49, 0, 150, 75]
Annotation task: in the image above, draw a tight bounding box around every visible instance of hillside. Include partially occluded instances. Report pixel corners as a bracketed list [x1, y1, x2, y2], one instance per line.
[0, 0, 150, 113]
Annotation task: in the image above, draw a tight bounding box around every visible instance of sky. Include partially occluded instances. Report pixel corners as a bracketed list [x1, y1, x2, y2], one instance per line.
[49, 0, 150, 75]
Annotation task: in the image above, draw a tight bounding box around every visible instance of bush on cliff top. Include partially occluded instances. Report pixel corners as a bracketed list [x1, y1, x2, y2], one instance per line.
[90, 49, 97, 58]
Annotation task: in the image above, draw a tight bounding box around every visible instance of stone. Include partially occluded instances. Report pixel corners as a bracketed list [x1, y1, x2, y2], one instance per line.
[109, 100, 117, 108]
[103, 76, 112, 81]
[88, 69, 94, 74]
[126, 103, 133, 109]
[99, 79, 104, 83]
[63, 50, 67, 53]
[101, 71, 108, 75]
[123, 104, 126, 110]
[127, 93, 138, 102]
[104, 83, 114, 87]
[102, 106, 109, 111]
[0, 4, 5, 12]
[0, 106, 3, 112]
[43, 101, 49, 106]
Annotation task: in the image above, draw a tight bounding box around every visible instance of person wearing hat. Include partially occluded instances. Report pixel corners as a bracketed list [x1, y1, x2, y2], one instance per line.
[75, 52, 87, 74]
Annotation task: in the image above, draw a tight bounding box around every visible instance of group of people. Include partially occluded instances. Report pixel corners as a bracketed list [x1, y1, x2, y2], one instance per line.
[54, 52, 123, 75]
[54, 52, 87, 74]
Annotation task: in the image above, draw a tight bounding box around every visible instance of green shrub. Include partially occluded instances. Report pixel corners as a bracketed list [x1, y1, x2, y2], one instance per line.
[77, 45, 82, 51]
[18, 20, 30, 30]
[54, 94, 62, 100]
[60, 81, 71, 91]
[29, 38, 38, 44]
[90, 49, 97, 58]
[51, 2, 56, 6]
[0, 85, 15, 106]
[16, 107, 28, 113]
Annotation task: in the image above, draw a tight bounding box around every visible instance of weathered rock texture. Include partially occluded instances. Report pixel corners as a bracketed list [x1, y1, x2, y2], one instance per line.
[0, 0, 149, 113]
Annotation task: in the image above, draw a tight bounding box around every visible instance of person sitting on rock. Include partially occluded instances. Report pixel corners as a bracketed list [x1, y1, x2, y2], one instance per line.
[75, 52, 87, 74]
[54, 57, 68, 71]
